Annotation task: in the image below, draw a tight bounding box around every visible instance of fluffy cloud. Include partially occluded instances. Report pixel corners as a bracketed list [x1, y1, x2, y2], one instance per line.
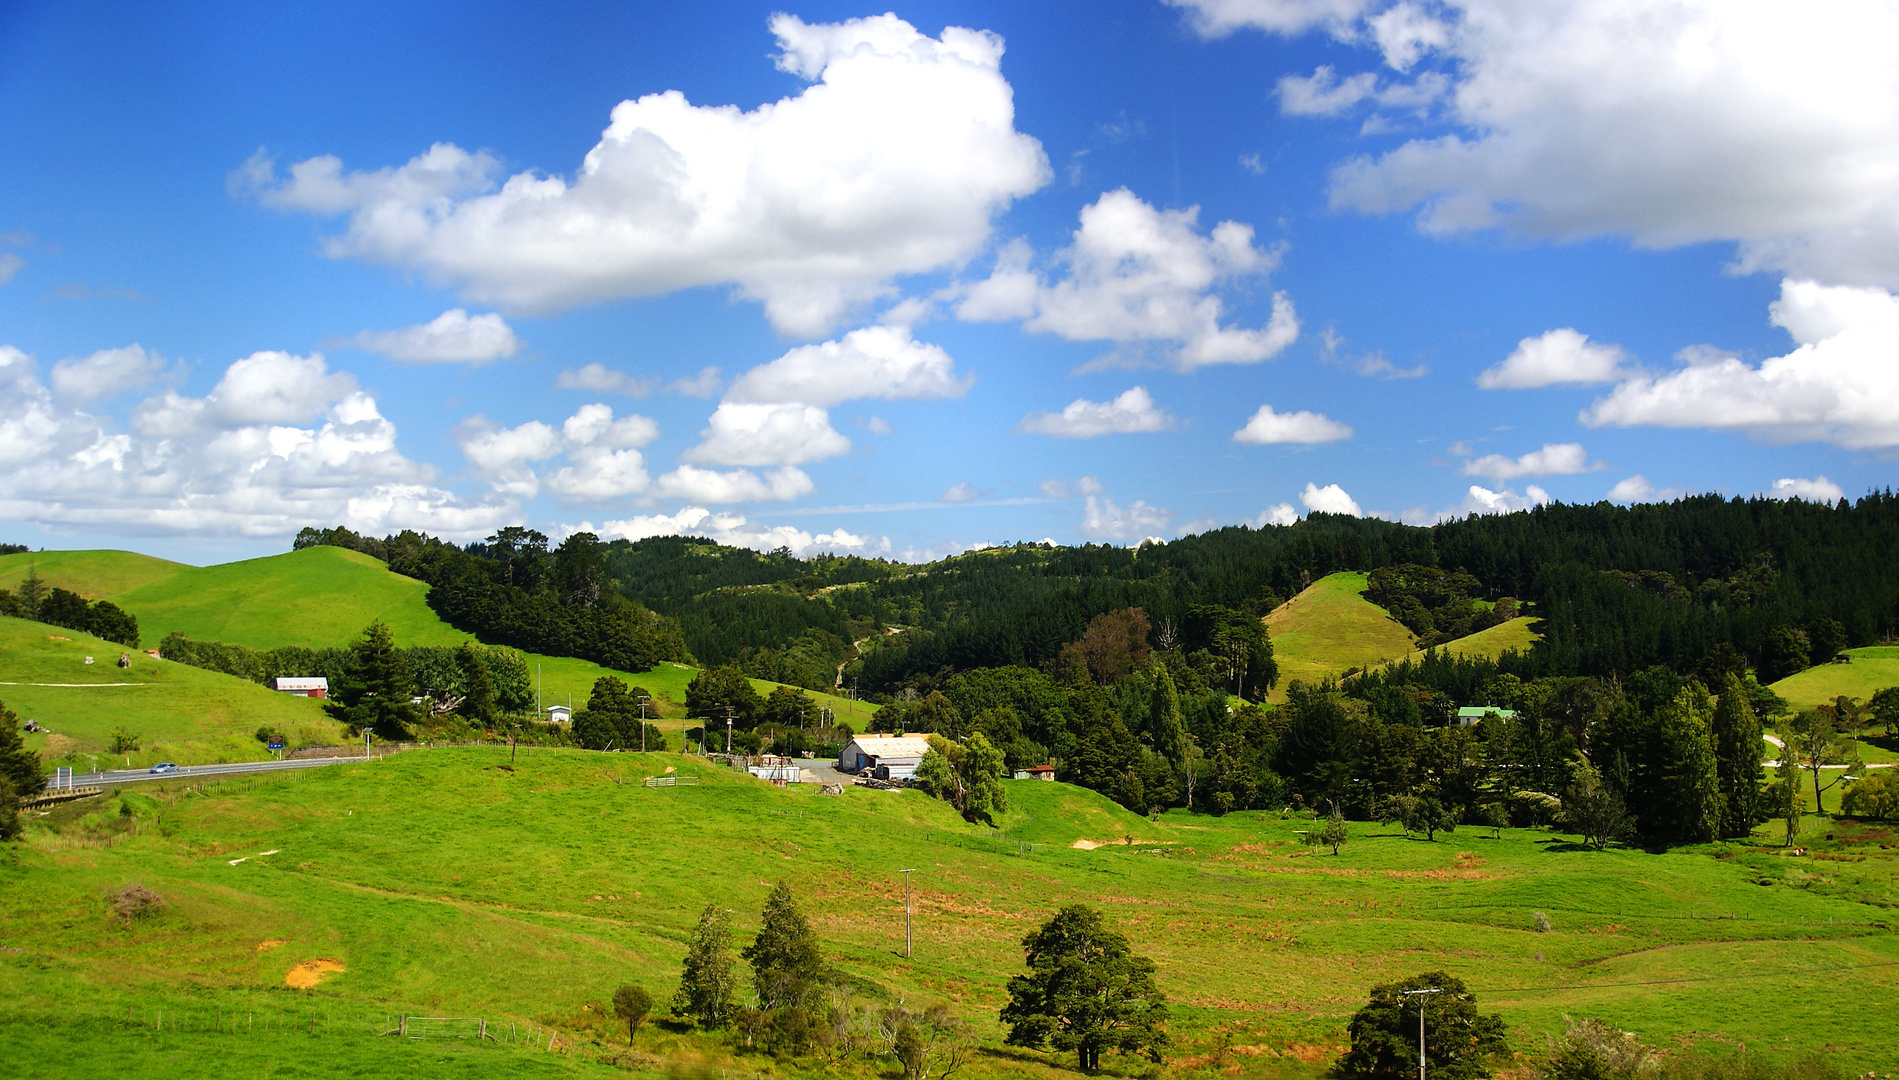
[1299, 482, 1362, 517]
[1257, 502, 1299, 526]
[1199, 1, 1899, 289]
[1233, 403, 1353, 444]
[683, 402, 850, 467]
[555, 363, 722, 398]
[589, 506, 886, 557]
[958, 189, 1299, 369]
[724, 325, 970, 407]
[245, 14, 1049, 336]
[651, 465, 815, 504]
[454, 417, 562, 497]
[457, 402, 661, 502]
[942, 481, 983, 503]
[349, 308, 519, 364]
[1767, 476, 1845, 503]
[1583, 279, 1899, 448]
[1460, 442, 1594, 481]
[1039, 479, 1070, 498]
[0, 345, 507, 538]
[1478, 328, 1632, 389]
[1018, 386, 1176, 438]
[1461, 483, 1552, 515]
[1081, 494, 1172, 542]
[49, 345, 168, 404]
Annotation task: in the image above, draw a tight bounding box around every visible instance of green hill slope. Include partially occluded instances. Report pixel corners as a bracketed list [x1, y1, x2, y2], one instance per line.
[0, 549, 188, 599]
[1769, 645, 1899, 713]
[0, 616, 335, 769]
[1401, 615, 1543, 663]
[1264, 571, 1416, 699]
[2, 749, 1894, 1076]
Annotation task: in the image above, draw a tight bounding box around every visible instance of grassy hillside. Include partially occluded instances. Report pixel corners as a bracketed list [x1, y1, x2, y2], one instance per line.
[1401, 615, 1543, 663]
[0, 549, 187, 599]
[2, 749, 1893, 1077]
[1770, 646, 1899, 713]
[0, 616, 335, 770]
[1264, 572, 1416, 700]
[1, 546, 869, 756]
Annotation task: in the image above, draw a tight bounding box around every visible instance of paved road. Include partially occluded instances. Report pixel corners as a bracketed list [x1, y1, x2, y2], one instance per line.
[52, 754, 370, 790]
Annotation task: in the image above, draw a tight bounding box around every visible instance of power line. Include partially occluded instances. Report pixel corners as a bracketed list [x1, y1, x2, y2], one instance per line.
[1471, 957, 1899, 995]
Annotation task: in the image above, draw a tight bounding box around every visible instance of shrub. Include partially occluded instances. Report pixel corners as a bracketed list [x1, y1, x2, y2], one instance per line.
[1841, 770, 1899, 819]
[109, 883, 164, 922]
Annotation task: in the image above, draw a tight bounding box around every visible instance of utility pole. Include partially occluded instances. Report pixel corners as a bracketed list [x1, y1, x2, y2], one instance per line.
[638, 697, 649, 753]
[898, 868, 918, 958]
[536, 663, 542, 720]
[1400, 987, 1441, 1080]
[726, 706, 734, 755]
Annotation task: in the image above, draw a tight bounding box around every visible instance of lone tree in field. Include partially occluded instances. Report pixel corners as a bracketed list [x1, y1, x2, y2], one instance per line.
[611, 985, 653, 1044]
[1000, 904, 1169, 1071]
[1562, 758, 1630, 852]
[1783, 708, 1861, 814]
[673, 904, 739, 1029]
[1321, 805, 1349, 855]
[1340, 971, 1507, 1080]
[741, 882, 829, 1012]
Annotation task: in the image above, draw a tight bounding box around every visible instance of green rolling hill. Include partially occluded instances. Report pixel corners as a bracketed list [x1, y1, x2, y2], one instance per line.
[1401, 614, 1543, 663]
[1768, 645, 1899, 713]
[1263, 571, 1417, 699]
[0, 548, 186, 598]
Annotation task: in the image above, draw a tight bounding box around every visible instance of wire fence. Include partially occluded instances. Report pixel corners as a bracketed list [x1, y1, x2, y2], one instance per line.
[97, 1007, 558, 1048]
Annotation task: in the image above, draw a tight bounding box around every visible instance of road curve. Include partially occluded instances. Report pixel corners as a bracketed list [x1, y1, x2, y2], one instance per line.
[52, 754, 371, 789]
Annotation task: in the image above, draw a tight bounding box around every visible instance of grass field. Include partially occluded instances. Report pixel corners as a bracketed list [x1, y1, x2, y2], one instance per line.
[1263, 573, 1416, 701]
[0, 547, 869, 756]
[1, 750, 1894, 1078]
[1770, 646, 1899, 713]
[1401, 616, 1542, 663]
[1, 617, 335, 769]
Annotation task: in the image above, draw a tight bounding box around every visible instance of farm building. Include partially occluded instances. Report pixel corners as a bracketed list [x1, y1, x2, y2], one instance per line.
[273, 677, 328, 698]
[1456, 706, 1517, 726]
[838, 734, 932, 780]
[1012, 765, 1056, 781]
[545, 705, 572, 723]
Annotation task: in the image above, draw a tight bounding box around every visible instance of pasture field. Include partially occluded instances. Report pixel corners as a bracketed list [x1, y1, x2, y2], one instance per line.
[2, 749, 1895, 1078]
[0, 548, 869, 754]
[1401, 616, 1542, 663]
[1770, 646, 1899, 714]
[1, 617, 334, 769]
[1264, 573, 1416, 700]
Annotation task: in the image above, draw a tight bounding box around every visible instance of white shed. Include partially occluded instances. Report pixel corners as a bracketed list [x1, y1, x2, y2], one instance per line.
[273, 677, 328, 698]
[838, 734, 933, 780]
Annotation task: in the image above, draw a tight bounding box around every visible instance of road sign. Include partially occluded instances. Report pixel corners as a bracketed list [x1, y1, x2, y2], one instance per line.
[268, 740, 285, 750]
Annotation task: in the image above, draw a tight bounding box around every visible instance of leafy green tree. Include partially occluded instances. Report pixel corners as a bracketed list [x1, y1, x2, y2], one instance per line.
[673, 904, 739, 1029]
[328, 621, 425, 740]
[1772, 766, 1802, 846]
[14, 565, 45, 620]
[1540, 1016, 1656, 1080]
[1562, 759, 1630, 852]
[109, 727, 141, 755]
[1712, 674, 1766, 838]
[1321, 805, 1349, 855]
[761, 684, 817, 729]
[1000, 904, 1170, 1071]
[958, 732, 1008, 825]
[1871, 687, 1899, 737]
[686, 664, 762, 730]
[1783, 708, 1861, 815]
[1340, 971, 1507, 1080]
[611, 985, 653, 1043]
[1382, 794, 1457, 841]
[0, 699, 42, 839]
[1147, 665, 1187, 771]
[741, 882, 829, 1012]
[1758, 625, 1812, 684]
[1841, 770, 1899, 819]
[455, 641, 497, 726]
[1804, 618, 1847, 666]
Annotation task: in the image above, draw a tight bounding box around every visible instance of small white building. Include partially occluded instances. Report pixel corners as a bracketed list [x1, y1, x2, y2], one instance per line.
[274, 677, 328, 699]
[545, 705, 573, 723]
[1456, 706, 1517, 726]
[838, 734, 933, 780]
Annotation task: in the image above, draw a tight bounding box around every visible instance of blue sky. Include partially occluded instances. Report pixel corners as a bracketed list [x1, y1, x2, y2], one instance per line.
[3, 1, 1894, 564]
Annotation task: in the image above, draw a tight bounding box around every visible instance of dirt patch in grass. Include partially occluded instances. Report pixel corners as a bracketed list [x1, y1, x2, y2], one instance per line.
[255, 938, 288, 952]
[108, 883, 164, 922]
[285, 958, 345, 989]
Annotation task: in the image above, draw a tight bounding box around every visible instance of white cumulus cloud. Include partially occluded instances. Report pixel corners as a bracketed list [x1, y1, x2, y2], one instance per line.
[1081, 494, 1172, 542]
[651, 465, 814, 504]
[958, 188, 1298, 369]
[589, 506, 886, 557]
[1478, 328, 1632, 389]
[1583, 279, 1899, 448]
[724, 324, 970, 407]
[244, 14, 1049, 336]
[1195, 0, 1899, 290]
[683, 402, 850, 467]
[1233, 403, 1353, 444]
[1257, 502, 1299, 527]
[1460, 442, 1594, 481]
[555, 363, 722, 398]
[1019, 386, 1176, 438]
[1462, 483, 1552, 515]
[1767, 476, 1846, 503]
[1299, 481, 1362, 517]
[349, 308, 519, 364]
[49, 345, 168, 404]
[941, 481, 983, 503]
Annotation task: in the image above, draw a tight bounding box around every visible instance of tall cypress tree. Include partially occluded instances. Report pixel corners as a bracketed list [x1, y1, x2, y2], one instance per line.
[741, 882, 828, 1012]
[1652, 684, 1723, 843]
[330, 621, 425, 739]
[1147, 665, 1186, 770]
[1713, 673, 1765, 838]
[673, 904, 739, 1028]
